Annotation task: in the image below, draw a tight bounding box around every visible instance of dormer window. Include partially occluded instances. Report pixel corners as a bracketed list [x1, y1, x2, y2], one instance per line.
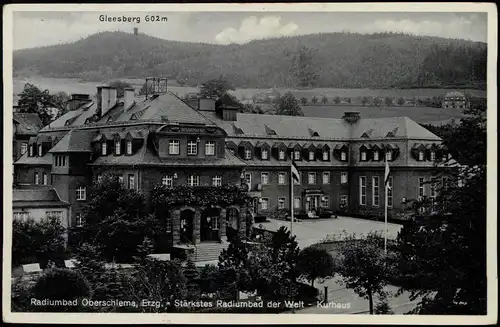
[430, 151, 436, 161]
[261, 149, 269, 160]
[309, 151, 315, 161]
[38, 144, 42, 156]
[418, 151, 424, 161]
[322, 151, 329, 161]
[294, 150, 301, 160]
[341, 151, 347, 161]
[373, 151, 379, 161]
[126, 140, 132, 155]
[361, 151, 367, 161]
[386, 151, 392, 161]
[115, 140, 121, 155]
[101, 143, 107, 155]
[279, 149, 285, 160]
[244, 148, 252, 160]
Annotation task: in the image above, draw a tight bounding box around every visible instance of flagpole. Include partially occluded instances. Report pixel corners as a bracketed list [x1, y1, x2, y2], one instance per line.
[290, 164, 294, 236]
[384, 180, 388, 254]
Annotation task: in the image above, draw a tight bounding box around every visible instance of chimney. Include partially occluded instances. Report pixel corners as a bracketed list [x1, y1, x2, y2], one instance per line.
[69, 94, 91, 111]
[133, 27, 138, 36]
[124, 88, 135, 111]
[96, 86, 117, 117]
[342, 111, 360, 124]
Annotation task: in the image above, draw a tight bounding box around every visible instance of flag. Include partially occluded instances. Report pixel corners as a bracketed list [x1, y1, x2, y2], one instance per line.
[384, 158, 391, 187]
[291, 160, 300, 183]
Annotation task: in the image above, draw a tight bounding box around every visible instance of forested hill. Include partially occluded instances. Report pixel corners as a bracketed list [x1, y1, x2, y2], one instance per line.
[13, 31, 487, 89]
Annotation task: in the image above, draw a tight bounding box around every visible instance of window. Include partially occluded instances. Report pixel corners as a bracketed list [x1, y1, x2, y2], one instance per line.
[261, 149, 268, 160]
[322, 172, 330, 184]
[321, 196, 330, 208]
[360, 151, 367, 161]
[261, 172, 269, 185]
[211, 216, 220, 230]
[294, 172, 301, 185]
[308, 151, 315, 161]
[430, 181, 437, 198]
[162, 175, 173, 187]
[458, 179, 465, 188]
[418, 151, 424, 161]
[212, 175, 222, 187]
[294, 196, 301, 209]
[165, 218, 172, 233]
[386, 151, 392, 161]
[341, 151, 347, 161]
[322, 151, 329, 161]
[418, 177, 425, 200]
[126, 140, 132, 155]
[187, 175, 200, 187]
[34, 172, 40, 184]
[38, 144, 42, 156]
[442, 177, 449, 190]
[14, 212, 30, 221]
[279, 149, 286, 160]
[169, 140, 180, 155]
[97, 174, 102, 183]
[62, 156, 66, 166]
[278, 172, 286, 185]
[261, 198, 269, 210]
[373, 151, 379, 161]
[360, 176, 367, 205]
[245, 173, 252, 186]
[205, 141, 216, 156]
[43, 173, 48, 185]
[308, 172, 316, 184]
[29, 145, 34, 157]
[244, 148, 252, 160]
[187, 140, 198, 155]
[430, 151, 436, 161]
[76, 213, 83, 227]
[278, 197, 286, 209]
[128, 174, 135, 190]
[118, 175, 124, 184]
[21, 143, 28, 155]
[387, 177, 393, 208]
[372, 176, 380, 207]
[46, 211, 62, 220]
[340, 195, 348, 208]
[341, 172, 348, 184]
[101, 142, 107, 155]
[76, 186, 86, 201]
[294, 150, 301, 160]
[115, 141, 121, 155]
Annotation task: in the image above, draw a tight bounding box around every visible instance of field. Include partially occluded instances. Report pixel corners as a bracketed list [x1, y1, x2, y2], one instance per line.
[13, 77, 483, 125]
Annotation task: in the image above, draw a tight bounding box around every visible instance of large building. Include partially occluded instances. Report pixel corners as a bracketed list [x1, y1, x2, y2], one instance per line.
[13, 83, 455, 249]
[442, 91, 469, 109]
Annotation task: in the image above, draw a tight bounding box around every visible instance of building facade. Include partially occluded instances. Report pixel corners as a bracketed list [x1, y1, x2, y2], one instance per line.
[442, 91, 469, 109]
[14, 83, 455, 247]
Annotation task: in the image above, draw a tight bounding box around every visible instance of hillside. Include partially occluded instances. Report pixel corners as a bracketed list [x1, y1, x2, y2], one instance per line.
[13, 31, 487, 89]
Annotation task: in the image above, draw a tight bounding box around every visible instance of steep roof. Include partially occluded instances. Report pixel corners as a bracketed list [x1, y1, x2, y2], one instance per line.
[14, 152, 53, 165]
[49, 129, 94, 153]
[13, 113, 43, 136]
[13, 187, 69, 208]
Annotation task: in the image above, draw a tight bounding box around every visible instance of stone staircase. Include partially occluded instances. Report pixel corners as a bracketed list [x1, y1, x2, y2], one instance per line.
[193, 242, 229, 262]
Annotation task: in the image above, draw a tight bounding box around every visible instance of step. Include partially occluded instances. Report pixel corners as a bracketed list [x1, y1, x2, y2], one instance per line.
[193, 243, 229, 262]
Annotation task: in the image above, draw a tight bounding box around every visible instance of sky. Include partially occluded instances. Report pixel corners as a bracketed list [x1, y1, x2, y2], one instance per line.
[12, 11, 488, 50]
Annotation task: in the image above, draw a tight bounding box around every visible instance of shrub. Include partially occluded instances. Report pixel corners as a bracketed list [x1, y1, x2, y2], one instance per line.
[298, 246, 335, 287]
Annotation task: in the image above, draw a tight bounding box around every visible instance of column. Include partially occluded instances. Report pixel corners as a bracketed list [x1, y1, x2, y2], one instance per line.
[220, 208, 227, 240]
[239, 204, 247, 238]
[172, 209, 181, 245]
[194, 209, 201, 244]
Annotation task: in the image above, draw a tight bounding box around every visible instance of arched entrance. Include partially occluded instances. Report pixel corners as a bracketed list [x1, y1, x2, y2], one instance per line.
[226, 207, 240, 241]
[201, 207, 221, 242]
[180, 209, 195, 244]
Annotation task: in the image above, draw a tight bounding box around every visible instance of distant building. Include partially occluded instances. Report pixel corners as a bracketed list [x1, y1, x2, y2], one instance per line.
[13, 113, 43, 163]
[442, 91, 469, 109]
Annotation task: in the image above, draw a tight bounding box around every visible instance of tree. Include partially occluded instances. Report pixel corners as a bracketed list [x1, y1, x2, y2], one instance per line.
[361, 96, 370, 106]
[217, 235, 251, 299]
[337, 232, 389, 314]
[31, 268, 90, 311]
[51, 91, 70, 118]
[198, 264, 221, 296]
[321, 95, 328, 104]
[108, 80, 133, 98]
[346, 97, 352, 104]
[396, 97, 406, 106]
[333, 96, 341, 104]
[300, 97, 308, 106]
[297, 246, 335, 287]
[17, 83, 54, 125]
[291, 46, 319, 87]
[183, 259, 201, 300]
[311, 96, 318, 104]
[199, 76, 235, 99]
[373, 97, 383, 107]
[274, 92, 304, 116]
[12, 216, 66, 267]
[393, 105, 486, 314]
[384, 97, 393, 106]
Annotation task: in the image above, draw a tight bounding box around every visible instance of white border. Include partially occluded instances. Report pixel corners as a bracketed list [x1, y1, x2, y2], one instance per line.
[3, 2, 498, 325]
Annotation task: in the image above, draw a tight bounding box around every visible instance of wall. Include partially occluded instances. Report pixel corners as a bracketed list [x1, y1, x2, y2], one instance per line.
[16, 165, 52, 185]
[12, 207, 70, 229]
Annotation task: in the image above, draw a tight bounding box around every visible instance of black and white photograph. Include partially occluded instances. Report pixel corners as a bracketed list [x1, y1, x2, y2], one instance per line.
[3, 3, 497, 324]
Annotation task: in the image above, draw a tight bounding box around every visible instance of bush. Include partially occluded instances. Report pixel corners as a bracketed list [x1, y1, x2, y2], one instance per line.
[296, 282, 319, 304]
[298, 246, 335, 287]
